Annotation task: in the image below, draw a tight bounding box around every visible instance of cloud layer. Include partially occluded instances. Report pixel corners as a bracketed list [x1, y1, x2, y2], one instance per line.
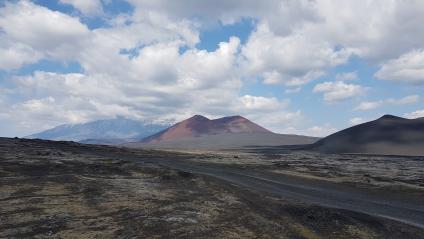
[1, 0, 424, 136]
[355, 95, 419, 111]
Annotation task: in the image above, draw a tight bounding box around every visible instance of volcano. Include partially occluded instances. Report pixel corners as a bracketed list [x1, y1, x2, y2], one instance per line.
[141, 115, 270, 143]
[307, 115, 424, 156]
[126, 115, 318, 150]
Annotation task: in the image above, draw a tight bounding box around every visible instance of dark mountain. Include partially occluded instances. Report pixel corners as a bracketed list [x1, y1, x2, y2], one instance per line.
[127, 115, 319, 150]
[307, 115, 424, 156]
[27, 117, 170, 143]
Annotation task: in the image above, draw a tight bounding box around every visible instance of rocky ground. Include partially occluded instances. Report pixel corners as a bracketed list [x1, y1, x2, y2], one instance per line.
[1, 138, 423, 238]
[185, 148, 424, 194]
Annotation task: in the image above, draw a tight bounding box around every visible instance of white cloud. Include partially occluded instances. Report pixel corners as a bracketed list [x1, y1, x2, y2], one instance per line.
[388, 95, 420, 105]
[355, 101, 383, 111]
[7, 35, 303, 134]
[0, 1, 90, 47]
[273, 122, 338, 138]
[10, 96, 88, 131]
[305, 124, 338, 137]
[242, 23, 350, 86]
[285, 87, 301, 94]
[336, 72, 358, 81]
[355, 95, 419, 111]
[313, 81, 365, 103]
[238, 0, 424, 88]
[10, 37, 241, 121]
[229, 95, 302, 133]
[404, 109, 424, 119]
[0, 1, 90, 70]
[125, 0, 424, 62]
[126, 0, 316, 28]
[307, 1, 424, 60]
[0, 40, 42, 71]
[151, 0, 424, 88]
[2, 0, 424, 136]
[235, 95, 286, 111]
[124, 0, 345, 94]
[349, 117, 366, 125]
[375, 49, 424, 84]
[59, 0, 104, 15]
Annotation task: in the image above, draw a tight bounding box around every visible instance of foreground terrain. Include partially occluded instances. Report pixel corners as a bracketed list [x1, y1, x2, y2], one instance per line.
[1, 138, 423, 238]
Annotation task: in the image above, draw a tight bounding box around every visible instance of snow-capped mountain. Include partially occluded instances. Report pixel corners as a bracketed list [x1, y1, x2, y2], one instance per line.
[27, 117, 170, 143]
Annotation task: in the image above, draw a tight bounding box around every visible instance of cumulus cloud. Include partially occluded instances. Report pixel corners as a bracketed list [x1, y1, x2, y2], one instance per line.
[239, 0, 424, 87]
[257, 111, 303, 134]
[2, 0, 424, 136]
[349, 117, 366, 125]
[404, 109, 424, 119]
[355, 95, 419, 111]
[0, 40, 42, 71]
[59, 0, 104, 15]
[126, 0, 317, 28]
[354, 101, 383, 111]
[390, 95, 421, 105]
[0, 1, 90, 70]
[229, 95, 302, 132]
[336, 72, 358, 81]
[308, 1, 424, 60]
[375, 49, 424, 84]
[242, 23, 350, 86]
[285, 87, 301, 94]
[126, 0, 424, 61]
[6, 35, 302, 134]
[235, 95, 287, 111]
[10, 96, 88, 131]
[313, 81, 365, 103]
[9, 37, 241, 120]
[305, 124, 338, 137]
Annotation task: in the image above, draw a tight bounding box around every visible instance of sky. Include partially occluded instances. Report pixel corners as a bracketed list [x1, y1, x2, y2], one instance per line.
[0, 0, 424, 137]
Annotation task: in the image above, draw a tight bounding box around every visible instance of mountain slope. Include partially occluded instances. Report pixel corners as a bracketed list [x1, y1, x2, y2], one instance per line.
[128, 132, 318, 150]
[27, 117, 169, 142]
[307, 115, 424, 156]
[128, 115, 318, 150]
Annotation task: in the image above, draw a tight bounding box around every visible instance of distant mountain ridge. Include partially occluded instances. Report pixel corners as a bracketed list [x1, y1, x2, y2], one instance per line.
[27, 117, 170, 143]
[307, 114, 424, 156]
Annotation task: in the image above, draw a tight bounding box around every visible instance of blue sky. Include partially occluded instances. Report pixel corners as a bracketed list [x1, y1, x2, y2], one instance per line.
[0, 0, 424, 137]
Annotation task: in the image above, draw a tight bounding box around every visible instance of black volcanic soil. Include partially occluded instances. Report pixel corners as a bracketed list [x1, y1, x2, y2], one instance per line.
[1, 138, 423, 238]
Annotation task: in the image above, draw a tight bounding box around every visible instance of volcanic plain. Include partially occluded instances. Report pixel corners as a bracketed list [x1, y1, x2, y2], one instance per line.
[1, 137, 423, 238]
